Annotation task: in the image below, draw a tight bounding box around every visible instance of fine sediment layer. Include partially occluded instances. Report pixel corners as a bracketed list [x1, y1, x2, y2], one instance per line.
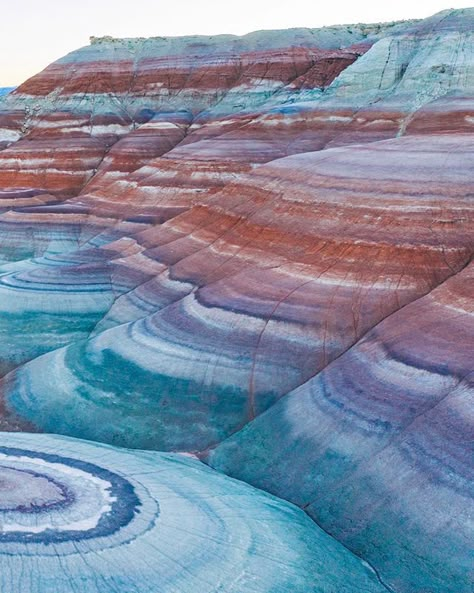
[0, 9, 472, 593]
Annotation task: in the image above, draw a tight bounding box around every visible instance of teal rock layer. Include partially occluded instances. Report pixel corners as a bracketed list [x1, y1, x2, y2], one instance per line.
[0, 432, 387, 593]
[0, 8, 472, 593]
[207, 261, 474, 593]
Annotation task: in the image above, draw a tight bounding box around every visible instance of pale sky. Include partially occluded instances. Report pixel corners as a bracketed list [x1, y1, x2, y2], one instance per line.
[1, 0, 472, 86]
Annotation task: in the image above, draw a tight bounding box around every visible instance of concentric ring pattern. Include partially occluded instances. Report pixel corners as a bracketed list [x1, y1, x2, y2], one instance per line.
[0, 9, 472, 593]
[0, 433, 386, 593]
[0, 446, 141, 547]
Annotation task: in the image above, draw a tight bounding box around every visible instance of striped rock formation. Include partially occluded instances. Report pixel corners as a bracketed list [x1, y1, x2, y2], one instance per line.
[0, 25, 382, 192]
[0, 432, 388, 593]
[0, 8, 472, 593]
[207, 260, 474, 593]
[1, 133, 473, 449]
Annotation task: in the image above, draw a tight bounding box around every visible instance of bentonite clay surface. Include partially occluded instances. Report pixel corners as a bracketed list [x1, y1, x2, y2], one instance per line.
[0, 8, 472, 593]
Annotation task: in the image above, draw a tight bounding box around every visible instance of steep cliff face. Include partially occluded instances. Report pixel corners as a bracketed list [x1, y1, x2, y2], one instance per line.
[0, 9, 472, 593]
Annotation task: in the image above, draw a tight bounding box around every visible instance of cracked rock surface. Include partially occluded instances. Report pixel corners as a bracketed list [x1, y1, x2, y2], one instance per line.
[0, 8, 472, 593]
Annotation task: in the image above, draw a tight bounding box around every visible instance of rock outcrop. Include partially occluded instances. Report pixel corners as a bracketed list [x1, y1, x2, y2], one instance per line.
[0, 432, 388, 593]
[207, 260, 474, 593]
[0, 9, 472, 593]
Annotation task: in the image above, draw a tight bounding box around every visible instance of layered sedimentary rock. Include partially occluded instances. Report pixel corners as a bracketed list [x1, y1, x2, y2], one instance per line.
[208, 260, 474, 593]
[0, 432, 388, 593]
[0, 25, 381, 193]
[1, 133, 473, 450]
[0, 8, 472, 593]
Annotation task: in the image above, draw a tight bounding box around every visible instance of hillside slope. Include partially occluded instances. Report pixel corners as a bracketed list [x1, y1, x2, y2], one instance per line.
[0, 9, 472, 593]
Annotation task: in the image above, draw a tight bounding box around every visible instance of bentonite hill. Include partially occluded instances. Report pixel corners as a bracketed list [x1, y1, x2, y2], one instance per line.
[0, 8, 472, 593]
